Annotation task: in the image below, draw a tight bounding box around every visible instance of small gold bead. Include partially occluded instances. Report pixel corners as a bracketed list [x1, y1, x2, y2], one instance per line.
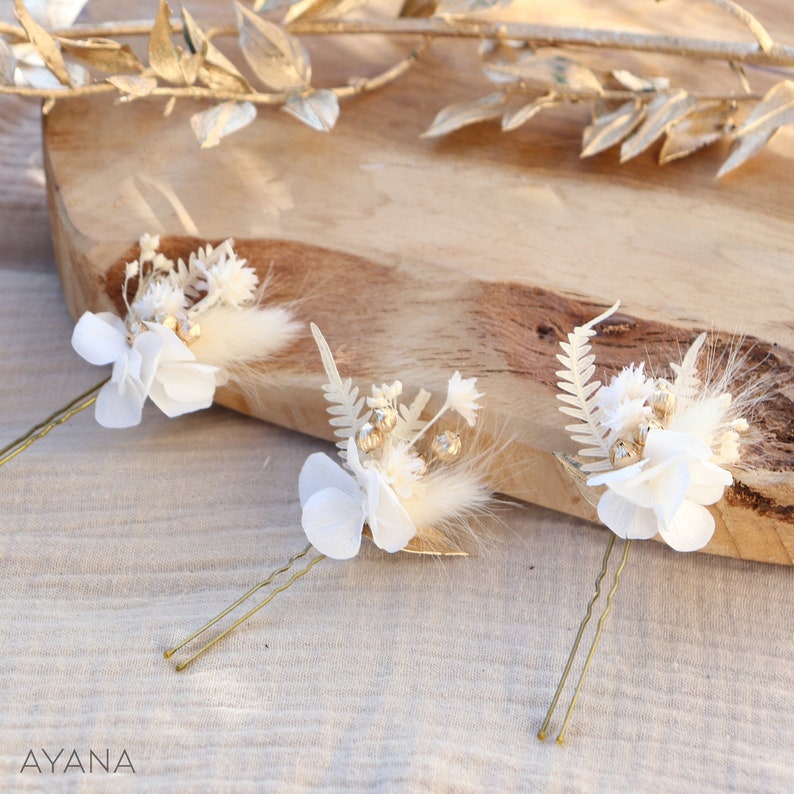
[650, 384, 676, 421]
[356, 423, 384, 453]
[371, 406, 397, 434]
[162, 314, 178, 332]
[177, 321, 201, 345]
[634, 417, 662, 447]
[415, 455, 428, 477]
[432, 431, 462, 462]
[609, 440, 640, 469]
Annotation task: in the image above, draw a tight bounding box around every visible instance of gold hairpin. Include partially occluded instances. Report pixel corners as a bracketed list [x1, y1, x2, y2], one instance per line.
[164, 544, 325, 671]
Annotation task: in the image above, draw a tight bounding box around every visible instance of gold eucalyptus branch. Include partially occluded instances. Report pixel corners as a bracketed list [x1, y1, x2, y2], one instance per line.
[1, 0, 793, 175]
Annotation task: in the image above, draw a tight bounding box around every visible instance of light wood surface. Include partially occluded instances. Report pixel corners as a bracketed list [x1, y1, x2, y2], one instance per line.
[43, 1, 793, 563]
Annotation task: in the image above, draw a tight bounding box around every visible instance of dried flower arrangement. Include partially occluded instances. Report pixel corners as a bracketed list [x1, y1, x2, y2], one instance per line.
[540, 302, 763, 742]
[164, 323, 495, 670]
[0, 0, 792, 173]
[0, 234, 298, 465]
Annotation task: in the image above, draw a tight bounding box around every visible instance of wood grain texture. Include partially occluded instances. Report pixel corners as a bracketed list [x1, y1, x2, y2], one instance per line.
[42, 1, 793, 563]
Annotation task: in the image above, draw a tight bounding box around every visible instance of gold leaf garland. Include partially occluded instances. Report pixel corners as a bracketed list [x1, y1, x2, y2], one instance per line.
[0, 0, 793, 175]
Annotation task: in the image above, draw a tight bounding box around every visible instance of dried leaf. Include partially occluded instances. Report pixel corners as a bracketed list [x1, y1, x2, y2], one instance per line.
[716, 128, 776, 178]
[716, 81, 794, 177]
[659, 101, 734, 164]
[148, 0, 184, 84]
[13, 0, 72, 87]
[401, 526, 468, 556]
[0, 39, 16, 85]
[612, 69, 669, 93]
[501, 94, 560, 132]
[421, 91, 506, 138]
[435, 0, 508, 14]
[182, 7, 253, 93]
[107, 74, 158, 98]
[554, 453, 599, 509]
[733, 80, 794, 138]
[235, 1, 311, 92]
[56, 37, 143, 74]
[581, 99, 645, 158]
[283, 88, 339, 131]
[190, 100, 257, 148]
[283, 0, 366, 25]
[620, 89, 698, 162]
[486, 53, 602, 95]
[399, 0, 437, 16]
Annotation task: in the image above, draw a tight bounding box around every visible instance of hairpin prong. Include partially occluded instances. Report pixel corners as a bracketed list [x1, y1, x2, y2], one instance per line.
[537, 533, 616, 741]
[0, 378, 108, 467]
[165, 545, 325, 671]
[555, 539, 631, 744]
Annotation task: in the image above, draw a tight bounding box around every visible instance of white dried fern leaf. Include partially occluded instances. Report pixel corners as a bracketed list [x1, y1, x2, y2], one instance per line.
[670, 331, 707, 412]
[556, 301, 620, 470]
[395, 388, 431, 442]
[310, 323, 367, 454]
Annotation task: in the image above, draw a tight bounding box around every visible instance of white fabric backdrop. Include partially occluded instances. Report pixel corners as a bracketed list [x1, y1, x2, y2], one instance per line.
[0, 89, 792, 794]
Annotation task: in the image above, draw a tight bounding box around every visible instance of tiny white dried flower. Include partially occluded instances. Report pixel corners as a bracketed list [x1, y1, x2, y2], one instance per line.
[132, 281, 187, 322]
[445, 371, 482, 427]
[376, 441, 427, 500]
[152, 252, 172, 273]
[368, 380, 403, 408]
[139, 233, 160, 263]
[125, 260, 140, 279]
[596, 364, 655, 436]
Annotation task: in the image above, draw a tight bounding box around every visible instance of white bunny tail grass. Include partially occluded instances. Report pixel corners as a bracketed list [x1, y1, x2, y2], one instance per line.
[189, 304, 302, 383]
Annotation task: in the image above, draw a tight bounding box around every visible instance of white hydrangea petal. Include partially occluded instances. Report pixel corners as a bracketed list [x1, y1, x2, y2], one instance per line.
[71, 311, 128, 365]
[298, 452, 361, 508]
[94, 377, 146, 429]
[658, 499, 715, 552]
[144, 322, 196, 363]
[648, 457, 691, 527]
[596, 490, 659, 540]
[147, 368, 215, 418]
[643, 429, 712, 466]
[302, 487, 365, 559]
[158, 363, 218, 403]
[369, 477, 417, 553]
[606, 471, 656, 509]
[134, 331, 164, 392]
[587, 459, 648, 488]
[686, 460, 733, 506]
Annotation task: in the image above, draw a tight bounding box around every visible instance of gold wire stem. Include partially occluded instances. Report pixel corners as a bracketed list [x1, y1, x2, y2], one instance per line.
[555, 539, 632, 745]
[168, 549, 326, 672]
[537, 532, 615, 741]
[0, 378, 108, 467]
[164, 543, 313, 660]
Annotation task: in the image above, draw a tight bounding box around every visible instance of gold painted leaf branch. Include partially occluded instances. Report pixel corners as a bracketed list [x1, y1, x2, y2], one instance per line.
[13, 0, 72, 87]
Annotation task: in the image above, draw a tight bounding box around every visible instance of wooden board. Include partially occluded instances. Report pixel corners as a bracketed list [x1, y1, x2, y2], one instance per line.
[43, 1, 793, 563]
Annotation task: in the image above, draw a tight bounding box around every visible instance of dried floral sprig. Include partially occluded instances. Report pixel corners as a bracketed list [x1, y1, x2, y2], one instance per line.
[539, 301, 755, 743]
[71, 234, 301, 428]
[0, 1, 793, 172]
[165, 324, 493, 670]
[300, 323, 489, 558]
